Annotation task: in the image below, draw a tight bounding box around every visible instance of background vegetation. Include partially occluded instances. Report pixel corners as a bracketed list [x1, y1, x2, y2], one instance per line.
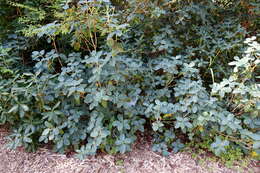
[0, 0, 259, 161]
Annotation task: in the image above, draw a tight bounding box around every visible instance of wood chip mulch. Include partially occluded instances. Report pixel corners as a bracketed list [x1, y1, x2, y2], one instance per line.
[0, 127, 259, 173]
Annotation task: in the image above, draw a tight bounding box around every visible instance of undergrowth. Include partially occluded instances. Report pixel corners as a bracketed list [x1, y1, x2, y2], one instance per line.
[0, 0, 259, 161]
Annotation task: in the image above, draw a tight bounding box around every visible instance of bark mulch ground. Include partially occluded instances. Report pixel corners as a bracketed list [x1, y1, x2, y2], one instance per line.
[0, 127, 259, 173]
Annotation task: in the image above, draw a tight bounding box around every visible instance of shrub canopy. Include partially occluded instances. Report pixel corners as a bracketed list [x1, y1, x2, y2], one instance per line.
[0, 0, 259, 159]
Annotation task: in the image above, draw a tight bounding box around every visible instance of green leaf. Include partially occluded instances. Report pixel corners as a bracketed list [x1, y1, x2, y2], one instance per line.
[49, 133, 55, 140]
[8, 105, 19, 113]
[101, 100, 108, 108]
[23, 137, 32, 143]
[20, 104, 29, 112]
[90, 129, 99, 138]
[44, 121, 53, 128]
[152, 121, 164, 132]
[52, 101, 60, 110]
[253, 141, 260, 149]
[249, 133, 260, 141]
[42, 128, 50, 136]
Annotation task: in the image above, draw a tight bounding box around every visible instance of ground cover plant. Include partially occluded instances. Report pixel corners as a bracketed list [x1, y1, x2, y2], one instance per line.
[0, 0, 259, 161]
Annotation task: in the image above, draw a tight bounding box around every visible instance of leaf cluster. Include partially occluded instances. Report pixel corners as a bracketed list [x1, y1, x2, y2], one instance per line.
[0, 0, 259, 160]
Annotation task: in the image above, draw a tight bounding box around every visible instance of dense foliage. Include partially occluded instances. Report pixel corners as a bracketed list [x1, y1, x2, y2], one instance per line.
[0, 0, 259, 160]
